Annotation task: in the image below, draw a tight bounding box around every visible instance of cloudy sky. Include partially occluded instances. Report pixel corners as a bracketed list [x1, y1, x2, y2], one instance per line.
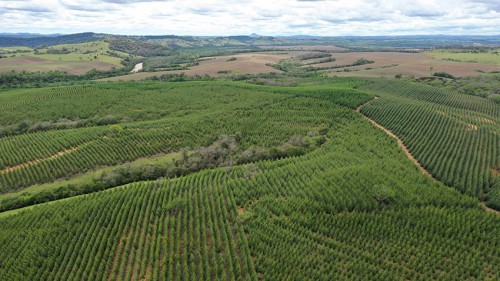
[1, 0, 499, 36]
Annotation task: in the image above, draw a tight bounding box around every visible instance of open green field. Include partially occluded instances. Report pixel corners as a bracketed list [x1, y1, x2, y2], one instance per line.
[0, 41, 133, 75]
[0, 78, 498, 280]
[429, 49, 500, 66]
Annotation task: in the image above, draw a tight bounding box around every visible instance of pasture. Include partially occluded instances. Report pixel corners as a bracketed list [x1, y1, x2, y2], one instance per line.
[103, 52, 301, 81]
[0, 41, 130, 75]
[103, 50, 500, 81]
[429, 49, 500, 65]
[315, 52, 500, 77]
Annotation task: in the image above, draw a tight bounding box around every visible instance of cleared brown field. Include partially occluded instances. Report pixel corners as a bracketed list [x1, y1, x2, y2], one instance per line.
[259, 45, 347, 51]
[315, 52, 500, 77]
[103, 50, 500, 82]
[103, 52, 302, 81]
[0, 56, 117, 75]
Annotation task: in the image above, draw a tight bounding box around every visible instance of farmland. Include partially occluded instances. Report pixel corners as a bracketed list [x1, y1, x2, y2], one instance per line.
[0, 76, 499, 280]
[429, 49, 500, 66]
[0, 41, 134, 75]
[0, 31, 499, 281]
[360, 79, 500, 209]
[103, 52, 298, 81]
[312, 52, 500, 77]
[103, 50, 500, 82]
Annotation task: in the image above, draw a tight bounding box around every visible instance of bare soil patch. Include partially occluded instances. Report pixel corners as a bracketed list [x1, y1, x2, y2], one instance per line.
[321, 52, 500, 77]
[0, 56, 117, 75]
[259, 45, 348, 51]
[103, 52, 307, 81]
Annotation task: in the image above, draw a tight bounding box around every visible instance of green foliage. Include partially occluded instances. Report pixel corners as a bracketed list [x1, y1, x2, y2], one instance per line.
[433, 72, 456, 79]
[307, 57, 375, 71]
[0, 78, 498, 281]
[143, 53, 198, 71]
[370, 184, 396, 205]
[107, 38, 173, 57]
[354, 58, 375, 65]
[0, 111, 497, 280]
[296, 52, 332, 61]
[0, 81, 370, 193]
[362, 79, 499, 208]
[109, 124, 124, 135]
[0, 68, 136, 89]
[415, 74, 500, 103]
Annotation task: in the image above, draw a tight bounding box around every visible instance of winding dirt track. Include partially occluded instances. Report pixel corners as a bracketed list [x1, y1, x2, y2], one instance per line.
[356, 97, 499, 215]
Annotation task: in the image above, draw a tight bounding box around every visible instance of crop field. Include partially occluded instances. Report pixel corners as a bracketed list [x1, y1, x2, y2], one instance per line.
[0, 80, 370, 208]
[0, 77, 499, 280]
[0, 41, 130, 74]
[361, 80, 500, 208]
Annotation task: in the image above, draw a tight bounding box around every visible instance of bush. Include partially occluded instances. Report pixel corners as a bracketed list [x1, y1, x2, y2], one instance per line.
[433, 72, 456, 79]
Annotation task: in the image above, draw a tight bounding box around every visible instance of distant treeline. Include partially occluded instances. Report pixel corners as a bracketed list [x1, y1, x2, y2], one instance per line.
[0, 68, 132, 88]
[107, 38, 173, 57]
[0, 32, 99, 47]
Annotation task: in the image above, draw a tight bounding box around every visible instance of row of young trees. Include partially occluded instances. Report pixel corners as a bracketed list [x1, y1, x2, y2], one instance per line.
[361, 80, 500, 209]
[0, 109, 497, 280]
[0, 175, 255, 281]
[1, 83, 353, 193]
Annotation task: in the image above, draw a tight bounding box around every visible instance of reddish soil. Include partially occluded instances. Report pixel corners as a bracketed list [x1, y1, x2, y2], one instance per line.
[108, 230, 131, 281]
[315, 52, 500, 77]
[0, 147, 78, 174]
[103, 52, 310, 81]
[356, 97, 431, 177]
[481, 202, 500, 215]
[259, 45, 348, 51]
[0, 56, 116, 75]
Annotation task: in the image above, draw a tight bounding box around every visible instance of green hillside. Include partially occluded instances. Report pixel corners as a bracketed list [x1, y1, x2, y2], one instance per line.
[361, 80, 500, 209]
[0, 79, 498, 280]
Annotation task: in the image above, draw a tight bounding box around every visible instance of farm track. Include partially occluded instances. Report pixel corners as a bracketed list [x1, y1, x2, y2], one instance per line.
[0, 147, 78, 174]
[0, 141, 94, 175]
[356, 97, 499, 215]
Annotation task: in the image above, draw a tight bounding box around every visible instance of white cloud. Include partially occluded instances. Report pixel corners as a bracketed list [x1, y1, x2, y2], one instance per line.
[0, 0, 498, 35]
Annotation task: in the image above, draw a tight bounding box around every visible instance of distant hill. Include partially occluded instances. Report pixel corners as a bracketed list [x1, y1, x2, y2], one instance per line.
[0, 32, 102, 47]
[1, 32, 498, 50]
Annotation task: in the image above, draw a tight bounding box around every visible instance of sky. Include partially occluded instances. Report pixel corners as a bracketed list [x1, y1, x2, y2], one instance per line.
[0, 0, 499, 36]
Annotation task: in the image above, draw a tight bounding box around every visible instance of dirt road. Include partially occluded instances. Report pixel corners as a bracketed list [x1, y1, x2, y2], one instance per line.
[356, 97, 499, 215]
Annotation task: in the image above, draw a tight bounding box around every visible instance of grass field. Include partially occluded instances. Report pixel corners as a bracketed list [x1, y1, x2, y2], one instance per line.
[0, 41, 132, 74]
[318, 52, 500, 77]
[429, 49, 500, 65]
